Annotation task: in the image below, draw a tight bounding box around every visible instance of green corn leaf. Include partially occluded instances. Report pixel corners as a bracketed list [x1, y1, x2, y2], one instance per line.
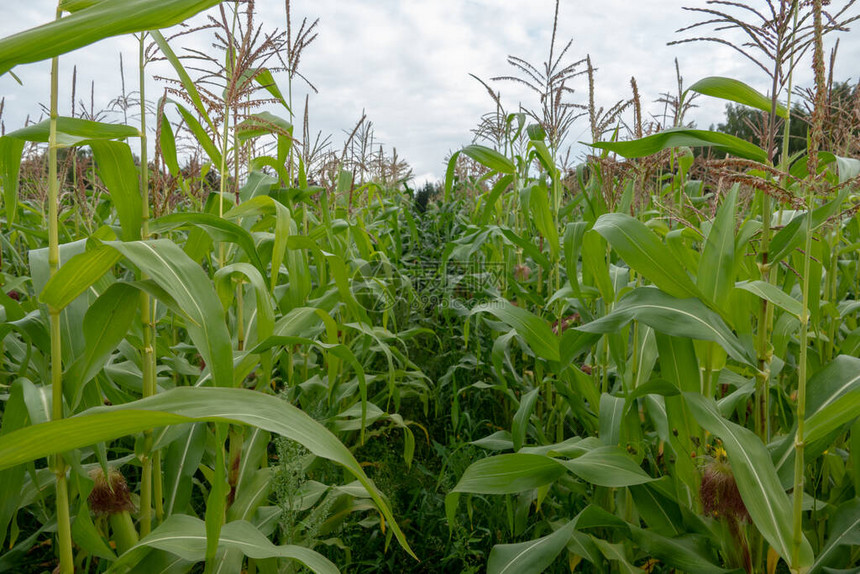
[528, 138, 557, 176]
[40, 242, 123, 310]
[444, 151, 460, 202]
[599, 394, 625, 447]
[461, 144, 516, 174]
[529, 183, 560, 259]
[0, 136, 25, 225]
[151, 31, 216, 134]
[629, 526, 739, 573]
[563, 221, 588, 296]
[167, 99, 221, 167]
[803, 355, 860, 443]
[89, 140, 142, 241]
[162, 424, 206, 516]
[735, 280, 803, 318]
[769, 186, 850, 264]
[252, 68, 290, 111]
[71, 498, 116, 560]
[65, 282, 139, 408]
[697, 185, 737, 307]
[809, 498, 860, 574]
[559, 446, 654, 487]
[685, 393, 813, 569]
[512, 387, 540, 452]
[0, 387, 413, 558]
[578, 287, 754, 366]
[205, 424, 228, 566]
[6, 117, 137, 147]
[0, 0, 220, 74]
[109, 240, 233, 388]
[213, 263, 275, 342]
[629, 481, 684, 537]
[486, 518, 577, 574]
[688, 76, 788, 118]
[498, 227, 551, 270]
[478, 174, 514, 225]
[149, 212, 267, 278]
[59, 0, 107, 12]
[582, 229, 614, 303]
[0, 381, 29, 549]
[451, 454, 566, 496]
[591, 128, 767, 162]
[592, 213, 702, 301]
[471, 299, 560, 362]
[790, 152, 860, 183]
[158, 106, 180, 177]
[106, 515, 338, 574]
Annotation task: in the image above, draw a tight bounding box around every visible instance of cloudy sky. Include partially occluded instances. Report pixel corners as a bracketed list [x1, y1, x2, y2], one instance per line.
[1, 1, 857, 183]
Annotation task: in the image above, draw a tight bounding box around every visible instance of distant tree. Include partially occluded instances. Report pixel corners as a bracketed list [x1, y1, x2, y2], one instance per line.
[413, 181, 440, 213]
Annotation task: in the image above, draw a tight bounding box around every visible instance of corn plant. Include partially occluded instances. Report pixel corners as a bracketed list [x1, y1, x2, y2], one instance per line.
[1, 0, 860, 573]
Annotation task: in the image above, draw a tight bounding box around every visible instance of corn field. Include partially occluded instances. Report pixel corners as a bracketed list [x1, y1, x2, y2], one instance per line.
[1, 0, 860, 573]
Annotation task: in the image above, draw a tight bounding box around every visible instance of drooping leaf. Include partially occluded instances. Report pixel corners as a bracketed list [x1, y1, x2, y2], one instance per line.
[629, 526, 739, 574]
[529, 183, 560, 258]
[0, 387, 413, 557]
[106, 515, 338, 574]
[5, 117, 137, 147]
[559, 446, 654, 487]
[809, 498, 860, 574]
[65, 282, 139, 407]
[688, 76, 788, 118]
[451, 454, 566, 496]
[158, 106, 180, 177]
[148, 212, 266, 278]
[591, 128, 768, 162]
[236, 112, 293, 141]
[578, 288, 754, 366]
[0, 0, 223, 75]
[461, 144, 516, 174]
[108, 240, 233, 389]
[735, 280, 803, 319]
[685, 393, 813, 569]
[512, 388, 540, 452]
[166, 99, 221, 167]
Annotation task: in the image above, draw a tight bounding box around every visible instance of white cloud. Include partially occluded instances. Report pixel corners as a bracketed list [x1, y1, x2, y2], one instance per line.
[1, 1, 856, 183]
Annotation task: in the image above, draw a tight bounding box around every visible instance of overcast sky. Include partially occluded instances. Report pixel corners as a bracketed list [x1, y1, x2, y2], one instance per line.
[1, 1, 857, 183]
